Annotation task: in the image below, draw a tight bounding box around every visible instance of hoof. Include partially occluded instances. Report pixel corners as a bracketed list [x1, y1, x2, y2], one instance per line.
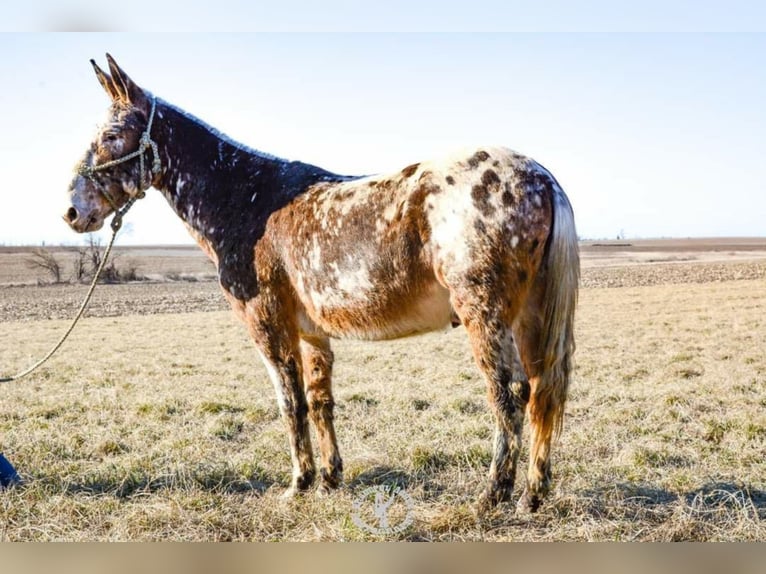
[476, 493, 494, 517]
[476, 482, 513, 516]
[280, 468, 317, 500]
[317, 467, 343, 496]
[516, 489, 543, 514]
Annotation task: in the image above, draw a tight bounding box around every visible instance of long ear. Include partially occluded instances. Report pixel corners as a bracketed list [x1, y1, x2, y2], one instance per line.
[105, 53, 145, 105]
[91, 59, 120, 101]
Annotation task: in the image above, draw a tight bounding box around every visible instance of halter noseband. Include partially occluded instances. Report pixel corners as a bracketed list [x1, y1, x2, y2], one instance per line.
[77, 97, 161, 211]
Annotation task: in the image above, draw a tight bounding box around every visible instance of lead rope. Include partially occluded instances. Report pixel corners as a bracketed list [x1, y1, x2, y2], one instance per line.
[0, 200, 136, 384]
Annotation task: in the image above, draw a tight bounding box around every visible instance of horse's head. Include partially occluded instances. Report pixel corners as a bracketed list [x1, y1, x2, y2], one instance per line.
[64, 54, 158, 233]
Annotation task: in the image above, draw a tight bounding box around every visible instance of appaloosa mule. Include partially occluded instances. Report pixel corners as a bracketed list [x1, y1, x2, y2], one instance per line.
[65, 54, 579, 514]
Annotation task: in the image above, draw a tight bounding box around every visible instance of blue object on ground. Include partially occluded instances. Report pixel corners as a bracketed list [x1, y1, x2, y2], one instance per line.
[0, 453, 21, 487]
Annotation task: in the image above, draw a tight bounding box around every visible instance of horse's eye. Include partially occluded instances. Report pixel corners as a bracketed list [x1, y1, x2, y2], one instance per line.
[104, 133, 119, 142]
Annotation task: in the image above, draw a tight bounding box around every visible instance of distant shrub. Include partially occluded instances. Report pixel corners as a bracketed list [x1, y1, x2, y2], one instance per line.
[25, 247, 63, 283]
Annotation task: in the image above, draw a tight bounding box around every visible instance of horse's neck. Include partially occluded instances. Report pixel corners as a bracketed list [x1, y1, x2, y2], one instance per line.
[151, 100, 288, 239]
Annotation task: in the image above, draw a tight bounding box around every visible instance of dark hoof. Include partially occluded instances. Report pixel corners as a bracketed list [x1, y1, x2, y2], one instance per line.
[476, 482, 514, 515]
[516, 488, 543, 514]
[317, 467, 343, 496]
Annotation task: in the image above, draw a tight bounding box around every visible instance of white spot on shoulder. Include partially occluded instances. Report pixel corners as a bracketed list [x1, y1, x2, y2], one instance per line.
[511, 235, 519, 248]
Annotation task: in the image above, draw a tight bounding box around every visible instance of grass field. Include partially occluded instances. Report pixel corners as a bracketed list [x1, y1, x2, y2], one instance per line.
[0, 240, 764, 540]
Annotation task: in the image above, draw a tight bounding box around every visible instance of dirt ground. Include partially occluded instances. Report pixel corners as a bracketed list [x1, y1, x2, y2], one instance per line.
[1, 238, 765, 321]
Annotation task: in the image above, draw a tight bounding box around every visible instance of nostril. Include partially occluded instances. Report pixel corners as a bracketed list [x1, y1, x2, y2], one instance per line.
[65, 207, 78, 223]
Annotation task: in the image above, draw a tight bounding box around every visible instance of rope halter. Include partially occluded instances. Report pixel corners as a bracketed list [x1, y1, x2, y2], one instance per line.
[77, 97, 161, 215]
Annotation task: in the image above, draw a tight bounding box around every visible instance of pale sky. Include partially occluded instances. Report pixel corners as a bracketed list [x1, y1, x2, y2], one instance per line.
[0, 31, 764, 245]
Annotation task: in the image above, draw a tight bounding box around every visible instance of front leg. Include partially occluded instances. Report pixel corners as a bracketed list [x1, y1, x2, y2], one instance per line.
[243, 294, 316, 496]
[257, 348, 316, 495]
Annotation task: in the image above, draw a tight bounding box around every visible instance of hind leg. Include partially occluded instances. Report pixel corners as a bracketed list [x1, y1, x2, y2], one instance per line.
[517, 373, 555, 512]
[453, 293, 530, 513]
[300, 336, 343, 494]
[519, 366, 568, 512]
[515, 306, 566, 513]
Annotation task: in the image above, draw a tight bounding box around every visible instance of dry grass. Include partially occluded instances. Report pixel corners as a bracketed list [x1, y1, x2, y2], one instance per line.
[0, 248, 765, 540]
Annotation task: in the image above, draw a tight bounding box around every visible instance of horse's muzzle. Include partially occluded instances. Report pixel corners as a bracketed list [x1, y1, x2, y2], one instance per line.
[63, 207, 103, 233]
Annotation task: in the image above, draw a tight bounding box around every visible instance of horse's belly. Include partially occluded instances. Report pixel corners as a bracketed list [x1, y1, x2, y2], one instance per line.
[302, 281, 453, 341]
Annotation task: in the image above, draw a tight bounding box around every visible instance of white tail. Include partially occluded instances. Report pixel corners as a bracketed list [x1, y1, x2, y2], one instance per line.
[534, 186, 579, 439]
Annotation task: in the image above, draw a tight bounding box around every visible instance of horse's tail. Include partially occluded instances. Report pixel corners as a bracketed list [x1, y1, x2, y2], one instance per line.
[531, 184, 579, 443]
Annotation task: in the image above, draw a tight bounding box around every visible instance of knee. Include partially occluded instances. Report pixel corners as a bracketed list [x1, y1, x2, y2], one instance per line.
[307, 391, 335, 417]
[305, 351, 333, 381]
[493, 372, 530, 404]
[510, 377, 531, 405]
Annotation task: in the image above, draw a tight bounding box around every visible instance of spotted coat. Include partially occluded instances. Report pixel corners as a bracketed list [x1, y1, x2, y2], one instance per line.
[65, 55, 579, 513]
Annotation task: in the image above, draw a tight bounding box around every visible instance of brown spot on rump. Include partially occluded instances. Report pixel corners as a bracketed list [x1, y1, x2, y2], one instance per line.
[445, 175, 456, 185]
[401, 163, 420, 178]
[513, 167, 551, 196]
[481, 169, 501, 189]
[474, 219, 487, 234]
[471, 184, 494, 217]
[467, 150, 490, 169]
[502, 181, 516, 207]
